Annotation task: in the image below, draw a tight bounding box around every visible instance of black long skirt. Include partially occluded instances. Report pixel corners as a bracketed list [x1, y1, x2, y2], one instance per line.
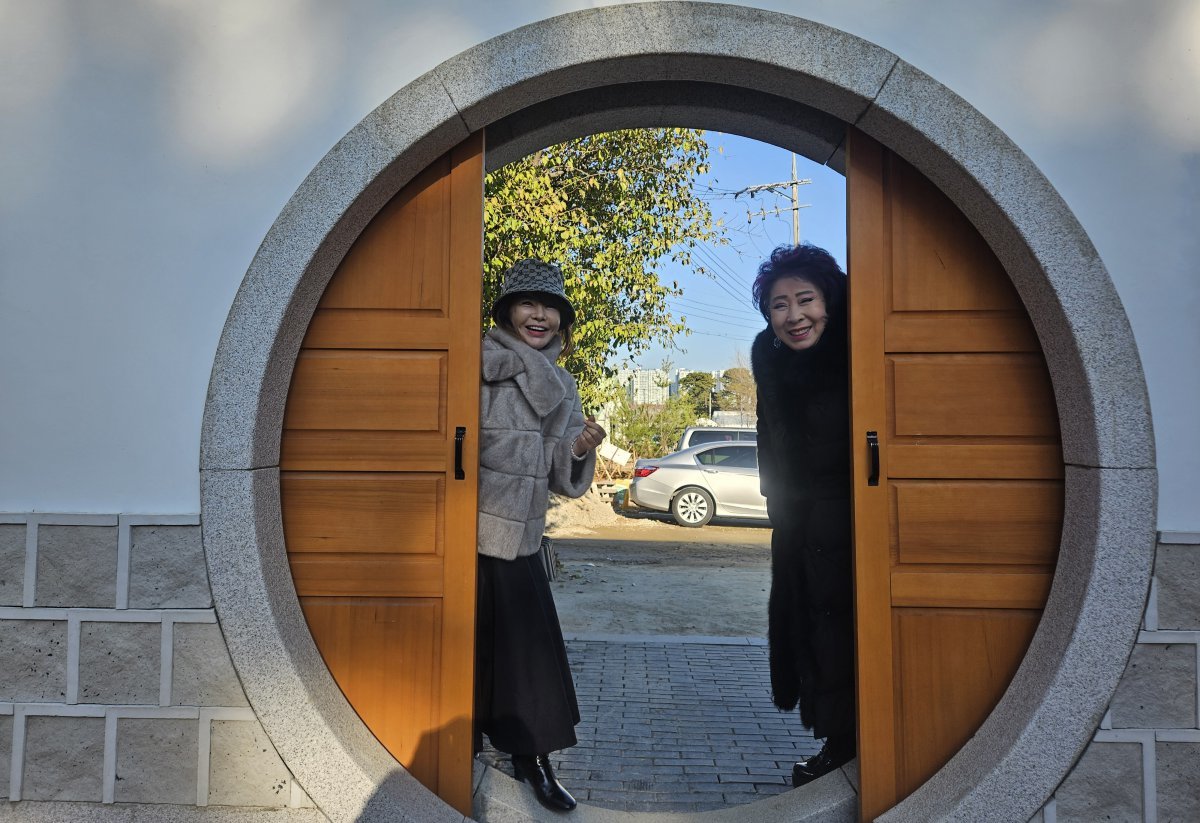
[475, 551, 580, 756]
[767, 499, 856, 739]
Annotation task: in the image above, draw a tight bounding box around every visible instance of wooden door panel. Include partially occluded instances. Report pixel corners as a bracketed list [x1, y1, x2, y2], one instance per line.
[280, 134, 483, 814]
[292, 556, 444, 597]
[894, 481, 1063, 564]
[887, 443, 1063, 479]
[284, 351, 445, 432]
[885, 314, 1038, 352]
[894, 609, 1039, 795]
[849, 129, 1062, 820]
[890, 572, 1052, 609]
[319, 158, 451, 311]
[890, 161, 1022, 312]
[301, 597, 442, 786]
[281, 472, 442, 555]
[303, 311, 453, 350]
[891, 356, 1058, 437]
[282, 431, 448, 472]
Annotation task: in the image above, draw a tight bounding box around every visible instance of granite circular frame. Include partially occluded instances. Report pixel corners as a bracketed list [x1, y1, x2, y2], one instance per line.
[199, 3, 1157, 821]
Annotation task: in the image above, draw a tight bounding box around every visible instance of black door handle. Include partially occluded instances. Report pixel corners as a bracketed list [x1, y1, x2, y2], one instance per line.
[866, 430, 879, 486]
[454, 427, 466, 480]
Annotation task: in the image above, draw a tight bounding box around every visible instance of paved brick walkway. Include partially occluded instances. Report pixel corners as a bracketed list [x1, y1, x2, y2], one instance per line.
[480, 635, 822, 814]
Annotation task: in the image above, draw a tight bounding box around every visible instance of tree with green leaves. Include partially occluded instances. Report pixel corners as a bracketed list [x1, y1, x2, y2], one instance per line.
[720, 362, 758, 422]
[609, 392, 698, 460]
[678, 371, 721, 419]
[483, 129, 724, 410]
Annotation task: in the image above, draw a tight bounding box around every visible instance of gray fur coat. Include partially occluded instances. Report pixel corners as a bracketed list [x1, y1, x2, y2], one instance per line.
[477, 327, 596, 560]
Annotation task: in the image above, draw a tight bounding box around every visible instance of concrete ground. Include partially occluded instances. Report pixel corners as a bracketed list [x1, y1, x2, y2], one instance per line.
[549, 515, 773, 638]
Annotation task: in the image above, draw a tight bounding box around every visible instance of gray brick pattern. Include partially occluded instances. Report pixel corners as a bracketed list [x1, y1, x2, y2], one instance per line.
[78, 622, 161, 705]
[1155, 545, 1200, 630]
[114, 717, 199, 804]
[129, 526, 211, 609]
[0, 620, 67, 702]
[1054, 740, 1144, 822]
[0, 714, 11, 799]
[0, 524, 24, 606]
[1110, 644, 1198, 729]
[1046, 535, 1200, 822]
[207, 720, 292, 807]
[35, 526, 118, 608]
[1156, 741, 1200, 822]
[21, 716, 106, 802]
[0, 515, 311, 812]
[481, 638, 820, 813]
[172, 623, 249, 707]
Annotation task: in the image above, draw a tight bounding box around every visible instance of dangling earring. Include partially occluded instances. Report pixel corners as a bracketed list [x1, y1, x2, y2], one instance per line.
[773, 336, 782, 349]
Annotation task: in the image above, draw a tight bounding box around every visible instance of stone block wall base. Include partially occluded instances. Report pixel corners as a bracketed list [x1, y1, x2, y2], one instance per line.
[0, 801, 329, 822]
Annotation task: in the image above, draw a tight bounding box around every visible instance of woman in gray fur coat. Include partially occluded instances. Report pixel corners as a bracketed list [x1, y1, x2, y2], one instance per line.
[475, 259, 606, 813]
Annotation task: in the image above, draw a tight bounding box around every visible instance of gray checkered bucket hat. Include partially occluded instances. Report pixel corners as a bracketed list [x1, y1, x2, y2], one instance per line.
[491, 259, 576, 327]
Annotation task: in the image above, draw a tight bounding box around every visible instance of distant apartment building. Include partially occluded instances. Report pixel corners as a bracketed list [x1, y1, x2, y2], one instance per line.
[626, 367, 726, 405]
[626, 368, 672, 405]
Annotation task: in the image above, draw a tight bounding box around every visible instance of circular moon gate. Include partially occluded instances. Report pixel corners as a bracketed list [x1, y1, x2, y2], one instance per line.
[200, 4, 1156, 822]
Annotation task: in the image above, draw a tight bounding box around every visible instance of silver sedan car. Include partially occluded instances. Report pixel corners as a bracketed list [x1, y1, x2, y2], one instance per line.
[629, 442, 768, 527]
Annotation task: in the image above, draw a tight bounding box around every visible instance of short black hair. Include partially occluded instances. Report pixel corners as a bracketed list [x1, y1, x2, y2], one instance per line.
[751, 243, 846, 321]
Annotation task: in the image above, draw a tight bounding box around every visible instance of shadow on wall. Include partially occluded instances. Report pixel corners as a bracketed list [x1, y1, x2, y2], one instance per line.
[353, 716, 473, 822]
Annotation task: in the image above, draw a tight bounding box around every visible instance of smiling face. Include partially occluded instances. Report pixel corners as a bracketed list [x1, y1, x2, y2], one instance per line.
[768, 276, 828, 351]
[507, 294, 562, 350]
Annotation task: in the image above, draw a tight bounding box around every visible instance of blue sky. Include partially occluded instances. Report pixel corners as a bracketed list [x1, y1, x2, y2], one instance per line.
[631, 132, 847, 373]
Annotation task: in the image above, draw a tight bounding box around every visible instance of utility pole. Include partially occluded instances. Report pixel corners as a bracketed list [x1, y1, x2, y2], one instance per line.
[734, 153, 812, 244]
[790, 153, 801, 245]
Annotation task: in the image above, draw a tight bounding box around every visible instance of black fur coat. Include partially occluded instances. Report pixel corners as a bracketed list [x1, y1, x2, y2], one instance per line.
[751, 324, 855, 738]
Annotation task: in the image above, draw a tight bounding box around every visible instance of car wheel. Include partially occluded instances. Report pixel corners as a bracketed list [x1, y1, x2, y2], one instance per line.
[671, 487, 715, 527]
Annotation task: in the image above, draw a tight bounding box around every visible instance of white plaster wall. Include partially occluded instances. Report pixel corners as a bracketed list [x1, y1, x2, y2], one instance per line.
[1, 0, 1197, 526]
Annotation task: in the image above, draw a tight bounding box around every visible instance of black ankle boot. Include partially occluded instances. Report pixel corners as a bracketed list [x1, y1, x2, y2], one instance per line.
[512, 753, 577, 812]
[792, 734, 855, 787]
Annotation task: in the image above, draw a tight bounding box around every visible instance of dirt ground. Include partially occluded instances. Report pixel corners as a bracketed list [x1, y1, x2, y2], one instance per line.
[545, 491, 773, 637]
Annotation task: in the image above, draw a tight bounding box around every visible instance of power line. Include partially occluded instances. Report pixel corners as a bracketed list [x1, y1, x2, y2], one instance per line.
[676, 304, 758, 331]
[670, 305, 761, 331]
[687, 257, 754, 307]
[681, 328, 757, 342]
[690, 246, 749, 293]
[690, 246, 761, 313]
[693, 243, 754, 290]
[672, 306, 762, 330]
[671, 295, 762, 319]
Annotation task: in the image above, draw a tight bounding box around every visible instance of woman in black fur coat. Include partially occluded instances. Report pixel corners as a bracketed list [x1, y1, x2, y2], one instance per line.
[750, 244, 855, 787]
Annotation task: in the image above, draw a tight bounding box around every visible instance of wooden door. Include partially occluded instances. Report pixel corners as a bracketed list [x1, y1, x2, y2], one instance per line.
[847, 130, 1063, 820]
[279, 133, 484, 814]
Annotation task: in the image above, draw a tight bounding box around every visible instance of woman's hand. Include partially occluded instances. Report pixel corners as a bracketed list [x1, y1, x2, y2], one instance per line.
[573, 415, 607, 457]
